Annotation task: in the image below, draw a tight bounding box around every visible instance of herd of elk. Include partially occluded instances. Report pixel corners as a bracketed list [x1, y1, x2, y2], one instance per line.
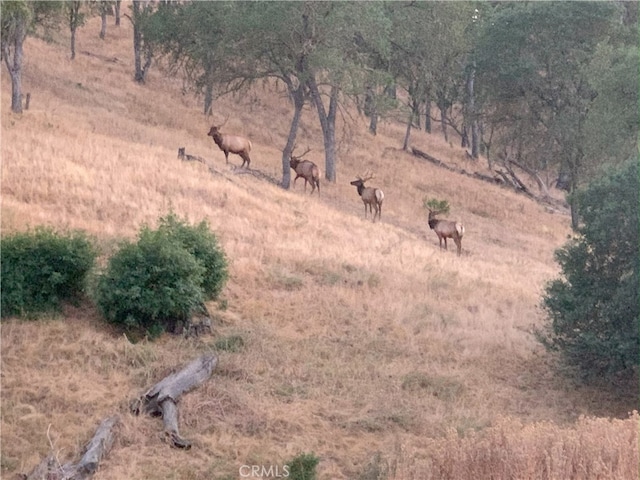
[289, 147, 321, 194]
[427, 208, 465, 256]
[350, 173, 384, 222]
[203, 119, 466, 255]
[207, 123, 252, 168]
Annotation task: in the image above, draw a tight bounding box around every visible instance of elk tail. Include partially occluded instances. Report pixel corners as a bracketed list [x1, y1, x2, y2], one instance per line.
[456, 222, 465, 237]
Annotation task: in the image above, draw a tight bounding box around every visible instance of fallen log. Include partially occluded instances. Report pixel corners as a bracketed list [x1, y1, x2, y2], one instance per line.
[23, 415, 120, 480]
[410, 147, 569, 213]
[231, 165, 280, 186]
[411, 147, 454, 170]
[132, 354, 218, 449]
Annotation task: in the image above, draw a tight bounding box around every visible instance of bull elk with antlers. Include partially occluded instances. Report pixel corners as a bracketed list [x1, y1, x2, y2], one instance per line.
[289, 147, 320, 194]
[350, 173, 384, 222]
[427, 208, 465, 256]
[207, 119, 252, 168]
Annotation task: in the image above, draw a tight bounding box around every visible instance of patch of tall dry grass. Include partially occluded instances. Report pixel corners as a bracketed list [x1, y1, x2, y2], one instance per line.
[1, 13, 637, 480]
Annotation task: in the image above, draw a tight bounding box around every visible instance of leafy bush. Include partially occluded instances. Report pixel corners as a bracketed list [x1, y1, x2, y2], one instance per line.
[286, 452, 319, 480]
[155, 213, 228, 300]
[1, 227, 96, 318]
[423, 197, 450, 214]
[539, 159, 639, 384]
[93, 213, 228, 337]
[213, 334, 245, 352]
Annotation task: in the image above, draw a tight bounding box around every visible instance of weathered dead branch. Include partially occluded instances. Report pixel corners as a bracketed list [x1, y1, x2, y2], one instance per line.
[131, 354, 218, 449]
[230, 165, 280, 186]
[410, 147, 568, 213]
[23, 415, 120, 480]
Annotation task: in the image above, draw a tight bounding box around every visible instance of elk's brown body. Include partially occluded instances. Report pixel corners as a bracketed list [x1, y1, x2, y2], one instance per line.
[428, 209, 465, 256]
[290, 156, 320, 194]
[350, 175, 384, 222]
[207, 125, 252, 168]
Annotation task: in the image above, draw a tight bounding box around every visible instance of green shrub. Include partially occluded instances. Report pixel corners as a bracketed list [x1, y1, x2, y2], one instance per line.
[213, 334, 245, 352]
[93, 213, 228, 337]
[539, 159, 639, 384]
[1, 227, 97, 318]
[423, 198, 450, 214]
[155, 213, 228, 300]
[286, 452, 320, 480]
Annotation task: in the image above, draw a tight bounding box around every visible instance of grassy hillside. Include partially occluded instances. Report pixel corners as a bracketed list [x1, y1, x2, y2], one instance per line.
[1, 14, 637, 480]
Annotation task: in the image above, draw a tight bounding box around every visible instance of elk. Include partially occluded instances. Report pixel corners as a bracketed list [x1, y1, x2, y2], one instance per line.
[177, 147, 205, 163]
[350, 173, 384, 222]
[289, 147, 320, 194]
[427, 209, 465, 256]
[207, 124, 252, 168]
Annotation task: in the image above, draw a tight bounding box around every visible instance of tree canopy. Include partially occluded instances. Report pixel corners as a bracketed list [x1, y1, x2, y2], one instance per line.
[540, 158, 639, 385]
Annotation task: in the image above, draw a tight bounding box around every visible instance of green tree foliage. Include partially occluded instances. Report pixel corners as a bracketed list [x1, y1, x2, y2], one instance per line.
[387, 2, 474, 146]
[94, 213, 227, 337]
[475, 2, 621, 226]
[583, 44, 639, 175]
[540, 159, 639, 384]
[1, 227, 97, 318]
[142, 1, 231, 114]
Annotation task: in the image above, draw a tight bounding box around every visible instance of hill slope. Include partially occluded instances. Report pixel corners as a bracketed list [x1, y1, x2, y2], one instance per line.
[1, 14, 636, 480]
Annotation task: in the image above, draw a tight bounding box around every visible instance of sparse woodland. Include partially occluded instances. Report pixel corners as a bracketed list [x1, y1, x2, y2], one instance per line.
[1, 1, 638, 479]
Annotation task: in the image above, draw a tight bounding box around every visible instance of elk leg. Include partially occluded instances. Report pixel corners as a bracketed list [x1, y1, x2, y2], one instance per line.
[454, 238, 462, 256]
[224, 151, 229, 164]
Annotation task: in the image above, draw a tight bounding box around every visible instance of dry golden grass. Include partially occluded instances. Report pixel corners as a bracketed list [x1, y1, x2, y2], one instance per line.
[1, 14, 637, 480]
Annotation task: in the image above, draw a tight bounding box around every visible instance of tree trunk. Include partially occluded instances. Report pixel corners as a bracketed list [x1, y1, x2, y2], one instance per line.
[440, 108, 448, 143]
[100, 10, 107, 39]
[364, 86, 377, 135]
[369, 110, 378, 136]
[570, 198, 579, 230]
[411, 99, 420, 129]
[424, 95, 431, 133]
[69, 1, 81, 61]
[115, 0, 121, 26]
[281, 84, 305, 189]
[402, 109, 413, 151]
[2, 16, 26, 114]
[466, 64, 479, 159]
[71, 26, 77, 60]
[308, 78, 338, 183]
[132, 0, 152, 84]
[460, 125, 469, 148]
[204, 83, 213, 116]
[203, 58, 214, 115]
[132, 354, 217, 449]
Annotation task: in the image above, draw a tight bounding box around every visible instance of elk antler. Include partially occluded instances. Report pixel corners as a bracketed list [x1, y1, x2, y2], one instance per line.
[360, 171, 375, 183]
[215, 114, 229, 129]
[292, 145, 312, 159]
